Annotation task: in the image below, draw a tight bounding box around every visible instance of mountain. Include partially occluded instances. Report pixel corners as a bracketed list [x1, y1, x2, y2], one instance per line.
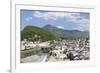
[21, 26, 56, 41]
[21, 25, 89, 41]
[43, 25, 89, 39]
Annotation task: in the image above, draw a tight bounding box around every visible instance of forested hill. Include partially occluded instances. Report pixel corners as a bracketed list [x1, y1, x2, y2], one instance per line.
[21, 26, 56, 41]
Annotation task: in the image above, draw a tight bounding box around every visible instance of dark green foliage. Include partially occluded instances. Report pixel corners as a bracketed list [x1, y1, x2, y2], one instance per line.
[21, 26, 56, 41]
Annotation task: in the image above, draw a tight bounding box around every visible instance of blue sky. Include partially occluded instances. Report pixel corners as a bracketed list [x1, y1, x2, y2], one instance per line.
[20, 10, 90, 31]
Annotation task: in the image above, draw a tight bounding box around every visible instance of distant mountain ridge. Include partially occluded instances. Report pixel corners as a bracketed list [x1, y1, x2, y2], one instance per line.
[43, 24, 88, 32]
[21, 25, 89, 41]
[43, 24, 89, 39]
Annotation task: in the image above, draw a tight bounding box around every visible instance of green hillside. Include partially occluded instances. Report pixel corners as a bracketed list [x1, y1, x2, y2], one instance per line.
[21, 26, 56, 42]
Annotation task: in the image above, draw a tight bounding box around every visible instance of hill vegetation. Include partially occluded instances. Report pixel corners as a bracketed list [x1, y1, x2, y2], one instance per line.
[21, 26, 56, 42]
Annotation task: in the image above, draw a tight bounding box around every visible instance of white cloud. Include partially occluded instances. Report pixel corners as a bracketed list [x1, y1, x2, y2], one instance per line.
[56, 26, 64, 29]
[32, 11, 89, 31]
[72, 17, 89, 31]
[65, 13, 80, 22]
[25, 17, 32, 21]
[65, 13, 89, 31]
[33, 11, 67, 20]
[32, 11, 81, 21]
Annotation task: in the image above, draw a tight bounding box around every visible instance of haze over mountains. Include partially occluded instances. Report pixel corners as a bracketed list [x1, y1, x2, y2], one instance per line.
[43, 24, 89, 39]
[21, 24, 89, 41]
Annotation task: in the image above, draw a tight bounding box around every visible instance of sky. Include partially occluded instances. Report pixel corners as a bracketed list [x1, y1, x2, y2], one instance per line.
[20, 10, 90, 31]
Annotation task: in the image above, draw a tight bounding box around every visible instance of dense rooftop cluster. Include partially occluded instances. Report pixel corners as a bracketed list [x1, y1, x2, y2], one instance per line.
[21, 38, 89, 63]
